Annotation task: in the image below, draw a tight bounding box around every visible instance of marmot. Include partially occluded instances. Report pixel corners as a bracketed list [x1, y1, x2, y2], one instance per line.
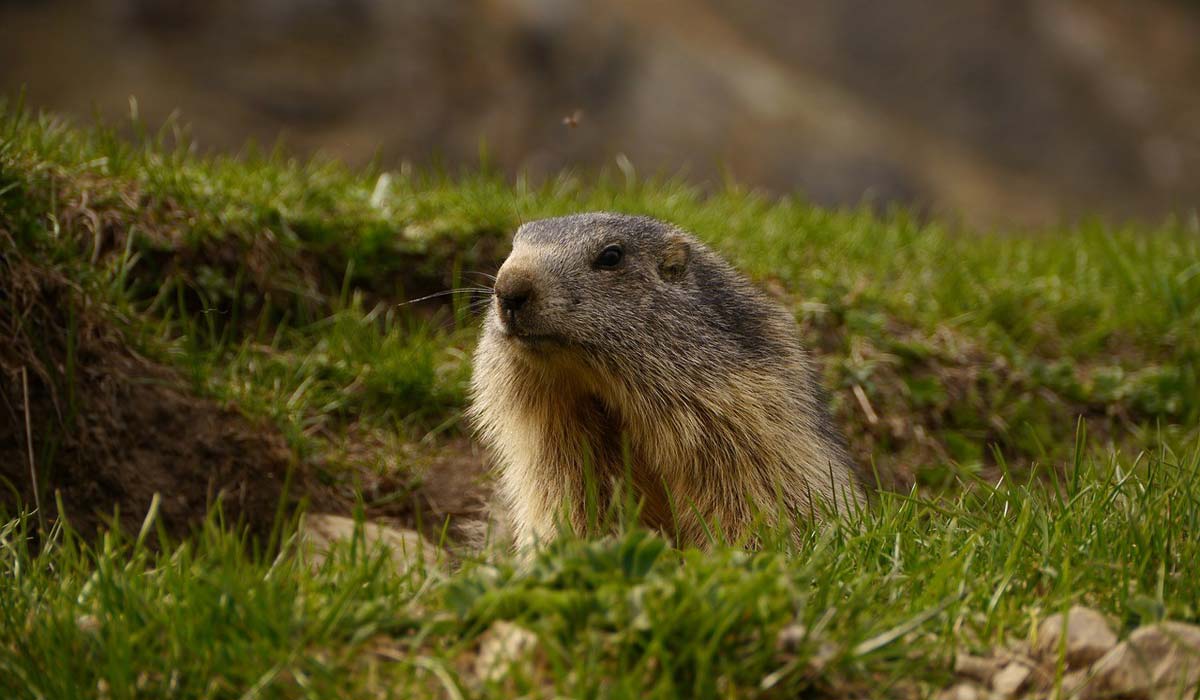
[469, 213, 866, 549]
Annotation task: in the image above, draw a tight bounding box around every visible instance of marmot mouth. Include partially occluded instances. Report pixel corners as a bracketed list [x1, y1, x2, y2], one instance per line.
[503, 330, 566, 349]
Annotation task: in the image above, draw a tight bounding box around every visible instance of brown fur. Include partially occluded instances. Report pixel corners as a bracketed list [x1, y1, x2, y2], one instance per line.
[469, 213, 865, 549]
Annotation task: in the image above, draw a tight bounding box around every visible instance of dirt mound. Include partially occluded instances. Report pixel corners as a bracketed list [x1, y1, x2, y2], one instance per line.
[0, 237, 296, 539]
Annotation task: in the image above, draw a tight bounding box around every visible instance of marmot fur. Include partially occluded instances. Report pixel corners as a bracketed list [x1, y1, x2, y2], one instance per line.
[469, 213, 866, 548]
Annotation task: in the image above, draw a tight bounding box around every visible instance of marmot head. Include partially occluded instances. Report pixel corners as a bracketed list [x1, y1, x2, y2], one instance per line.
[486, 212, 784, 378]
[487, 213, 693, 352]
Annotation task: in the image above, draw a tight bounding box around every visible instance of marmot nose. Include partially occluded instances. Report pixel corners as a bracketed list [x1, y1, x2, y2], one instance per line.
[494, 270, 535, 314]
[497, 289, 529, 312]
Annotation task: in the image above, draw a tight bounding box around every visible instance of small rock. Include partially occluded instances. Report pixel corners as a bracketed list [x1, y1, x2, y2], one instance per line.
[776, 623, 808, 653]
[955, 653, 1002, 683]
[299, 513, 441, 574]
[474, 621, 540, 683]
[1057, 670, 1088, 699]
[1084, 621, 1200, 700]
[991, 662, 1032, 698]
[938, 682, 983, 700]
[76, 614, 101, 634]
[1035, 606, 1117, 668]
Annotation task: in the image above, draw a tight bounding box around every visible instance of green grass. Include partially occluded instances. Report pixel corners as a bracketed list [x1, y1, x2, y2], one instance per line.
[3, 447, 1198, 698]
[1, 102, 1199, 698]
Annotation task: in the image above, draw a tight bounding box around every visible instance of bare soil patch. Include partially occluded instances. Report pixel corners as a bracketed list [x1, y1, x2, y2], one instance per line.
[0, 242, 295, 538]
[309, 425, 491, 544]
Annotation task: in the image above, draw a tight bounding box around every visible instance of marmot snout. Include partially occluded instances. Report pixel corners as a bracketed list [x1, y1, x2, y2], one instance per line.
[469, 212, 866, 549]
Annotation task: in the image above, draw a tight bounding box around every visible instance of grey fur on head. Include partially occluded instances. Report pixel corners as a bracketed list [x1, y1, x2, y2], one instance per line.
[469, 212, 865, 549]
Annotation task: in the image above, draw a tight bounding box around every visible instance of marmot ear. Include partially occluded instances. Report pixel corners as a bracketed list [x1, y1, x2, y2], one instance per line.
[659, 235, 690, 283]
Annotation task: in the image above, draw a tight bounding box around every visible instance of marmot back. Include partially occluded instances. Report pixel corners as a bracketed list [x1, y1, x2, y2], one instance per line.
[469, 212, 865, 549]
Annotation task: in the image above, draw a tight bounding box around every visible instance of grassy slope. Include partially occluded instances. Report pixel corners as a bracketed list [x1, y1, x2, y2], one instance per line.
[1, 106, 1199, 698]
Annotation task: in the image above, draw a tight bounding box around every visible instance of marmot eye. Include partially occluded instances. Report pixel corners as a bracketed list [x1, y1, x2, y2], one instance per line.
[594, 244, 623, 269]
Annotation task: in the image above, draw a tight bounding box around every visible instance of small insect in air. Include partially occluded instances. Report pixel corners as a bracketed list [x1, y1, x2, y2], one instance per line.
[561, 109, 584, 129]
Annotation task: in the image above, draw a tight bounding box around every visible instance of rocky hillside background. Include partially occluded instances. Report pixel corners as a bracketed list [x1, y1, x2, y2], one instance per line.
[2, 0, 1199, 228]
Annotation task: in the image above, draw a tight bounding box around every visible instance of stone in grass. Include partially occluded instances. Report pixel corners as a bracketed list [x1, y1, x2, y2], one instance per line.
[954, 653, 1002, 683]
[937, 682, 983, 700]
[775, 624, 808, 653]
[299, 513, 441, 574]
[1059, 669, 1089, 698]
[1034, 606, 1118, 668]
[1084, 621, 1200, 700]
[474, 621, 540, 684]
[991, 661, 1032, 698]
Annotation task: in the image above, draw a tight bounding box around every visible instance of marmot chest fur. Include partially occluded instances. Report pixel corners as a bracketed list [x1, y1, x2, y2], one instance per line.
[469, 212, 865, 548]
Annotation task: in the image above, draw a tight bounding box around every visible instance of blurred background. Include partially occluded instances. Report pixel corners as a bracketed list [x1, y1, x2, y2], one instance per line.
[2, 0, 1198, 228]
